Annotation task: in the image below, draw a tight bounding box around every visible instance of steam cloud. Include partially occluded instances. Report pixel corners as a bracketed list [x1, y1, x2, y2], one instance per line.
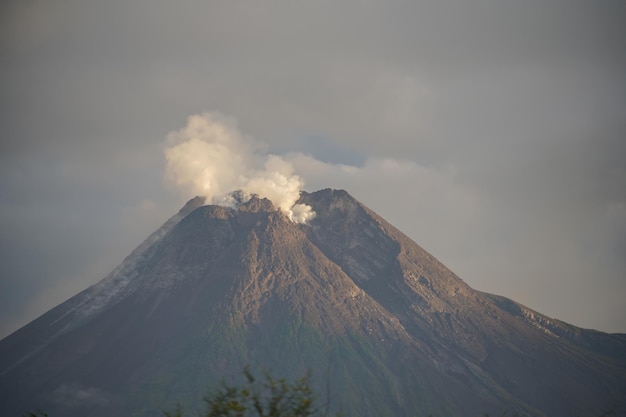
[164, 112, 315, 223]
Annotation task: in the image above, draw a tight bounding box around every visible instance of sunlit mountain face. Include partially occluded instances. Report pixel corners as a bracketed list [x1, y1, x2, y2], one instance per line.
[1, 189, 625, 417]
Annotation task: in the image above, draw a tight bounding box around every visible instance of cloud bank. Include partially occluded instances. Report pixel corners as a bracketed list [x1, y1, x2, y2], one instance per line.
[164, 113, 315, 223]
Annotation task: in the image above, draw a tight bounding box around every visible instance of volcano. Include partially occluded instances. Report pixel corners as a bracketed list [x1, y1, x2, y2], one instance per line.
[1, 189, 625, 417]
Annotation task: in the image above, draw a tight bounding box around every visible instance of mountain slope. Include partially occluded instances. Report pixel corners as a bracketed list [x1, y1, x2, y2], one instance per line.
[0, 189, 624, 417]
[301, 189, 626, 415]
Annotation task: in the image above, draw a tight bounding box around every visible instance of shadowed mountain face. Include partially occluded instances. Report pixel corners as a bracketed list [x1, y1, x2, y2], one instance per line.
[1, 189, 625, 417]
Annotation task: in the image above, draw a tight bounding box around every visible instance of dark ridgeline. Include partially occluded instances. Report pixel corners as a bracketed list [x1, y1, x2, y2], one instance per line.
[1, 189, 625, 417]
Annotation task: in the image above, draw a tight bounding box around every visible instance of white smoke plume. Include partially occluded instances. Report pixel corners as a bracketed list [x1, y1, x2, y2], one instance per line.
[164, 112, 315, 223]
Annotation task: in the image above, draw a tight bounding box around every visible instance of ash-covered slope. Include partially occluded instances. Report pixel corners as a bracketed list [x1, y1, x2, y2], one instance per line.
[1, 189, 624, 417]
[300, 190, 626, 415]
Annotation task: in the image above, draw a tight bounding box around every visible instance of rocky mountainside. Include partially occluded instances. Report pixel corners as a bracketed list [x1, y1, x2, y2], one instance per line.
[1, 189, 625, 417]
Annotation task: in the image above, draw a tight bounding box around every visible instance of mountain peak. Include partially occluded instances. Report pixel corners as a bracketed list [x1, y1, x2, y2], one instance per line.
[179, 195, 207, 215]
[299, 188, 354, 209]
[237, 195, 276, 213]
[1, 188, 624, 417]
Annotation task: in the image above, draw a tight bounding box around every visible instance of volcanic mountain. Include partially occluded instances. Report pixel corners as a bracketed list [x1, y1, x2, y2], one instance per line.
[1, 189, 625, 417]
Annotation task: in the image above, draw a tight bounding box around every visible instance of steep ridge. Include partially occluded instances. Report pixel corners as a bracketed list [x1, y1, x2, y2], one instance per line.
[0, 189, 624, 417]
[0, 196, 206, 377]
[300, 189, 626, 416]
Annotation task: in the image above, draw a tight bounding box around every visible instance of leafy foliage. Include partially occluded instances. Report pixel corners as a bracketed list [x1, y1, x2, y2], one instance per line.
[165, 366, 336, 417]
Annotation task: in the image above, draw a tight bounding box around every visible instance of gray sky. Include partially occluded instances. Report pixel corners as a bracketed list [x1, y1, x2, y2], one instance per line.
[1, 0, 625, 339]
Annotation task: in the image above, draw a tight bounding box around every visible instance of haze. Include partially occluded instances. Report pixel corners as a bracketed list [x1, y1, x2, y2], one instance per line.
[1, 0, 625, 339]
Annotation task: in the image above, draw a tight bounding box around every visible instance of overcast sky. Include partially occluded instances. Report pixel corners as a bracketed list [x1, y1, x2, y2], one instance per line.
[1, 0, 625, 339]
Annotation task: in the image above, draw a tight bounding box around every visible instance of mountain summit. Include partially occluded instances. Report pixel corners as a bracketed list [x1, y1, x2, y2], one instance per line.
[1, 189, 625, 416]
